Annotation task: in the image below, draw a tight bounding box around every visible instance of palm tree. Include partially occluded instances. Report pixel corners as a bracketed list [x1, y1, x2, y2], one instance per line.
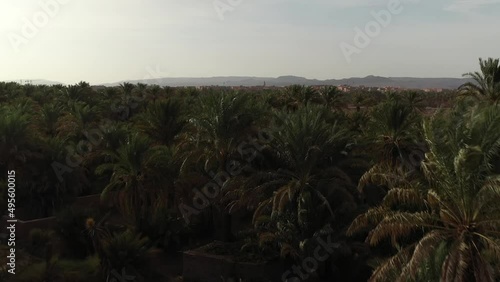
[100, 229, 150, 280]
[225, 105, 359, 254]
[120, 82, 135, 96]
[63, 83, 88, 102]
[56, 101, 98, 140]
[146, 85, 163, 102]
[39, 103, 63, 136]
[96, 134, 178, 224]
[136, 83, 147, 94]
[183, 92, 265, 171]
[283, 85, 320, 108]
[181, 92, 265, 240]
[353, 92, 368, 112]
[0, 82, 23, 102]
[459, 58, 500, 105]
[357, 99, 424, 200]
[163, 86, 175, 96]
[99, 122, 130, 152]
[115, 82, 142, 120]
[133, 98, 185, 145]
[23, 83, 36, 96]
[402, 91, 424, 111]
[0, 106, 33, 171]
[319, 86, 345, 111]
[1, 104, 87, 217]
[29, 136, 88, 216]
[348, 104, 500, 282]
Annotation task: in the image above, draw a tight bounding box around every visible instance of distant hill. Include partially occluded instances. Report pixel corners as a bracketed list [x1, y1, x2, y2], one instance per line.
[3, 76, 472, 89]
[106, 75, 471, 89]
[2, 79, 63, 86]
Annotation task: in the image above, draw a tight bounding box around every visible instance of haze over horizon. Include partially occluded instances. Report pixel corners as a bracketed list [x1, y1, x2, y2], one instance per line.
[2, 0, 500, 85]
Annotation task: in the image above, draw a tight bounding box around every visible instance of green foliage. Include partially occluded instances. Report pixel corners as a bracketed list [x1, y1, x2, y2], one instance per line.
[224, 104, 359, 257]
[138, 198, 187, 251]
[183, 91, 267, 170]
[356, 96, 425, 201]
[364, 98, 422, 164]
[0, 105, 33, 170]
[12, 256, 101, 282]
[28, 229, 55, 258]
[96, 133, 179, 224]
[319, 85, 346, 110]
[1, 61, 498, 282]
[460, 57, 500, 105]
[55, 207, 99, 259]
[348, 103, 500, 282]
[412, 242, 449, 282]
[99, 121, 129, 151]
[133, 98, 186, 145]
[283, 84, 321, 106]
[100, 229, 150, 277]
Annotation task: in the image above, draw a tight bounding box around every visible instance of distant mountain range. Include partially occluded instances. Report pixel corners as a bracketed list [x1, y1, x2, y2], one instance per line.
[106, 75, 471, 89]
[5, 76, 472, 89]
[3, 79, 63, 86]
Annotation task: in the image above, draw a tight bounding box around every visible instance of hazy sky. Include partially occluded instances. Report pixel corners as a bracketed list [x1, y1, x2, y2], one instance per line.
[1, 0, 499, 84]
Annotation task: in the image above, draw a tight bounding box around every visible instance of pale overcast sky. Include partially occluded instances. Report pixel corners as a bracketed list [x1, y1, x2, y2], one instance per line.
[1, 0, 499, 84]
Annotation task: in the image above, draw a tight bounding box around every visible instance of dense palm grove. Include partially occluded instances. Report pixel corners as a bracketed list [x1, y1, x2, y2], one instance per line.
[0, 58, 499, 281]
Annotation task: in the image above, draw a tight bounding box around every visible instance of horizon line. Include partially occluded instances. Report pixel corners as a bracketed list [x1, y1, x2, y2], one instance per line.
[2, 74, 468, 86]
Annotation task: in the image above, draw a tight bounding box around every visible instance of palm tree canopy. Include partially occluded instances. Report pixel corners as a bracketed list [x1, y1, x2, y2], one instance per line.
[348, 104, 500, 282]
[459, 57, 500, 104]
